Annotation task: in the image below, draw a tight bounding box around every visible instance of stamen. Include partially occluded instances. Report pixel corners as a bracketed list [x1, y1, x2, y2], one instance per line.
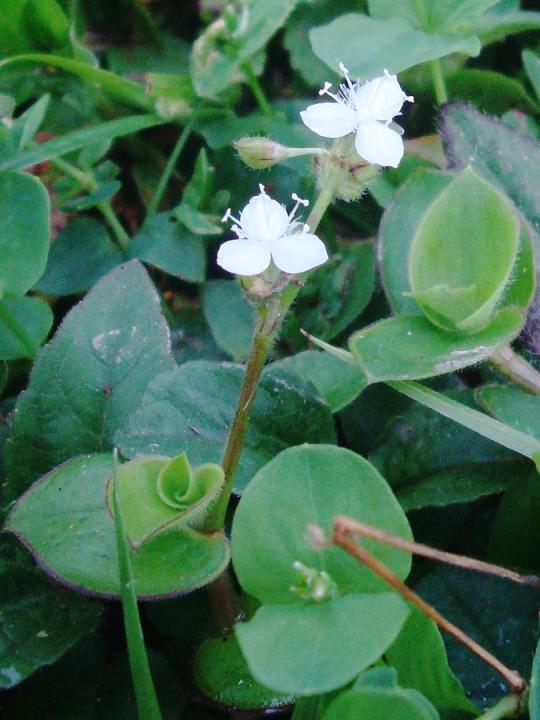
[289, 193, 309, 222]
[319, 81, 342, 103]
[339, 62, 355, 92]
[221, 208, 232, 223]
[258, 183, 266, 194]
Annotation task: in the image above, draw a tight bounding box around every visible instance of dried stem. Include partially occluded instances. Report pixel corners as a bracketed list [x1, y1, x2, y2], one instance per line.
[331, 521, 527, 694]
[333, 516, 540, 590]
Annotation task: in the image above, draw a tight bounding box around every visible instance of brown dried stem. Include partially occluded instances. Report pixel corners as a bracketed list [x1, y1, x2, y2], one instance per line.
[331, 519, 527, 694]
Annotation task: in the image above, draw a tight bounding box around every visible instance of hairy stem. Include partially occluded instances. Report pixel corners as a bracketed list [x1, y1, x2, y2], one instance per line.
[490, 344, 540, 395]
[332, 523, 527, 694]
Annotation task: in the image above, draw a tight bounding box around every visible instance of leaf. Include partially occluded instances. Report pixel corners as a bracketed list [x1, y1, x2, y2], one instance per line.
[232, 445, 412, 694]
[194, 635, 294, 711]
[368, 0, 498, 34]
[36, 217, 124, 296]
[236, 595, 409, 695]
[270, 350, 367, 413]
[0, 171, 49, 296]
[129, 214, 206, 284]
[0, 114, 164, 173]
[417, 566, 539, 706]
[0, 537, 102, 689]
[309, 14, 480, 81]
[370, 389, 529, 510]
[202, 280, 256, 362]
[323, 683, 439, 720]
[476, 10, 540, 45]
[479, 384, 540, 439]
[447, 67, 538, 115]
[409, 168, 520, 335]
[0, 296, 52, 360]
[385, 608, 477, 714]
[116, 362, 336, 493]
[106, 454, 224, 546]
[348, 310, 524, 384]
[4, 261, 175, 503]
[5, 454, 230, 598]
[441, 103, 540, 258]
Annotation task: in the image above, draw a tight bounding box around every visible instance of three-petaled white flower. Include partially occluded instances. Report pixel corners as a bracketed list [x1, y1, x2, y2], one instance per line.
[300, 64, 414, 168]
[217, 185, 328, 276]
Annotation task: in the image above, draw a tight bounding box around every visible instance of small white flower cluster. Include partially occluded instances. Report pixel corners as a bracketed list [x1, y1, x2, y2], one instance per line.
[217, 185, 328, 277]
[217, 65, 413, 277]
[301, 64, 413, 168]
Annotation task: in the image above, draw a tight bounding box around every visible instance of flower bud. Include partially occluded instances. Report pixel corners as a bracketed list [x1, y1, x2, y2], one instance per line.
[234, 136, 292, 169]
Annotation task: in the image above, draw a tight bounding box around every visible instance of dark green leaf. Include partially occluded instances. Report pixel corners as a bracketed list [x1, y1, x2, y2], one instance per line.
[323, 683, 439, 720]
[202, 280, 256, 361]
[116, 362, 336, 493]
[4, 261, 175, 502]
[447, 68, 538, 115]
[0, 296, 52, 360]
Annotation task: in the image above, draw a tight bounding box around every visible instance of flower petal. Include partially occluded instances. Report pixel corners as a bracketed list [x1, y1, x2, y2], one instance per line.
[240, 191, 290, 245]
[300, 102, 357, 138]
[355, 71, 409, 123]
[355, 120, 404, 168]
[217, 239, 271, 276]
[270, 233, 328, 274]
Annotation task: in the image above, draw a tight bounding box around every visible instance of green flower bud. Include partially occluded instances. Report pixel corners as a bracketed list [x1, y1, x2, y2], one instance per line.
[234, 136, 293, 169]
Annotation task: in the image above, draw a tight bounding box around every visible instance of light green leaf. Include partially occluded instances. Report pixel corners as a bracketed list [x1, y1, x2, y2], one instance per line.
[479, 384, 540, 440]
[116, 363, 336, 493]
[0, 171, 49, 295]
[0, 296, 53, 360]
[5, 454, 230, 598]
[369, 0, 498, 34]
[523, 50, 540, 103]
[531, 637, 540, 719]
[323, 683, 439, 720]
[310, 14, 480, 81]
[4, 261, 175, 504]
[348, 309, 523, 383]
[409, 167, 520, 335]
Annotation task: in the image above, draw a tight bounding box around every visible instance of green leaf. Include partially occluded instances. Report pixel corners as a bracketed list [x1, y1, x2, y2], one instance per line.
[232, 445, 412, 694]
[0, 296, 52, 360]
[323, 683, 439, 720]
[194, 635, 294, 711]
[369, 0, 498, 34]
[236, 594, 409, 695]
[129, 214, 206, 284]
[488, 472, 540, 572]
[441, 103, 540, 261]
[0, 537, 101, 689]
[36, 217, 123, 296]
[476, 10, 540, 45]
[531, 637, 540, 720]
[379, 169, 452, 315]
[447, 67, 538, 115]
[309, 14, 480, 81]
[116, 362, 336, 493]
[202, 280, 256, 362]
[4, 261, 175, 503]
[270, 350, 367, 413]
[348, 310, 523, 384]
[370, 389, 529, 510]
[523, 50, 540, 103]
[106, 454, 224, 546]
[0, 114, 164, 174]
[386, 608, 476, 713]
[0, 171, 49, 296]
[409, 168, 520, 335]
[5, 454, 230, 598]
[479, 384, 540, 440]
[417, 566, 539, 706]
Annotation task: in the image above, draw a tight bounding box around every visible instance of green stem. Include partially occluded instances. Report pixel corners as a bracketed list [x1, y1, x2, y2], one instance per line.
[147, 115, 196, 216]
[490, 345, 540, 395]
[112, 451, 163, 720]
[51, 157, 130, 251]
[242, 60, 271, 116]
[430, 59, 449, 104]
[478, 694, 522, 720]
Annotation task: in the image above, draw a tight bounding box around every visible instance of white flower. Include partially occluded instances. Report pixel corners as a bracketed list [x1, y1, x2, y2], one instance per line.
[217, 185, 328, 276]
[300, 64, 414, 168]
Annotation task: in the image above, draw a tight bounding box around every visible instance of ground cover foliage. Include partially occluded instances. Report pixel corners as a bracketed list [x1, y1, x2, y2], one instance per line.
[0, 0, 540, 718]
